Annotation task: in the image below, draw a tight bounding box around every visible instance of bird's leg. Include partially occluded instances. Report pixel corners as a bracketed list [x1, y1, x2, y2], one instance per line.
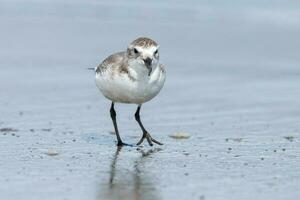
[110, 102, 125, 146]
[135, 105, 163, 146]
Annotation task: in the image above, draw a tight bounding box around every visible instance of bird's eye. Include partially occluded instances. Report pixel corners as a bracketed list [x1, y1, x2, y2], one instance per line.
[134, 48, 139, 54]
[154, 49, 158, 55]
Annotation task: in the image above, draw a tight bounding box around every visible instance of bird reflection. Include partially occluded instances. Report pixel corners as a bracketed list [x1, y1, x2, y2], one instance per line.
[99, 146, 162, 200]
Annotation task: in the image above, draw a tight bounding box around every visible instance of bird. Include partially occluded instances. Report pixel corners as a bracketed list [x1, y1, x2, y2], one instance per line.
[94, 37, 166, 146]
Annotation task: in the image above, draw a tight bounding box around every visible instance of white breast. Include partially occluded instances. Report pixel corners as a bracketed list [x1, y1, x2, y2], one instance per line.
[95, 64, 166, 105]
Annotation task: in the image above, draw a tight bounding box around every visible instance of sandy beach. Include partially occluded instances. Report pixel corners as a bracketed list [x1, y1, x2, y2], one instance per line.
[1, 1, 300, 200]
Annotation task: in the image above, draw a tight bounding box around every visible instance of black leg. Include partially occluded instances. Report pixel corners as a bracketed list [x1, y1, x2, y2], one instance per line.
[135, 105, 163, 146]
[110, 102, 124, 146]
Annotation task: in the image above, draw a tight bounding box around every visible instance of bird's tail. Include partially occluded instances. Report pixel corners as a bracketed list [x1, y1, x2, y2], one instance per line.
[86, 67, 96, 71]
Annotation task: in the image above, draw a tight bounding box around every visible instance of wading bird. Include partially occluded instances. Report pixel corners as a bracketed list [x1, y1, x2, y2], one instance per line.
[94, 37, 166, 146]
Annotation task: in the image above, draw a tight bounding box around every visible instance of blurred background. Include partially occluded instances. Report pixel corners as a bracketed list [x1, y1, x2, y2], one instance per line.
[0, 1, 300, 200]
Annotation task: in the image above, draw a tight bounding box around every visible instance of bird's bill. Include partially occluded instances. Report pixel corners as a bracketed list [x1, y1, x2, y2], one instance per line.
[146, 65, 152, 76]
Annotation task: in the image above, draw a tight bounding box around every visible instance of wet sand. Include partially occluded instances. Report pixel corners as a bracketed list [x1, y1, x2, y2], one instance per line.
[1, 1, 300, 200]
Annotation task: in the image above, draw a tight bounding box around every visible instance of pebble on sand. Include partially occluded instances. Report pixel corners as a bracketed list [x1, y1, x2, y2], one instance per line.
[45, 149, 59, 156]
[169, 132, 190, 139]
[0, 128, 18, 132]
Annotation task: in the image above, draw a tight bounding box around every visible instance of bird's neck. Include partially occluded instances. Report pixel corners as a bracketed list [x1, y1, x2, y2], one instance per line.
[148, 64, 161, 83]
[128, 61, 159, 81]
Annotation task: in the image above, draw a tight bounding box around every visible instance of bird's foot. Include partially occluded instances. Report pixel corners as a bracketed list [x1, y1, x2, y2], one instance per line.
[137, 132, 163, 146]
[116, 141, 133, 147]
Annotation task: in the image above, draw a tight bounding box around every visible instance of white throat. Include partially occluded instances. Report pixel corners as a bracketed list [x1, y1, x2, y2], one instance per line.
[128, 59, 158, 81]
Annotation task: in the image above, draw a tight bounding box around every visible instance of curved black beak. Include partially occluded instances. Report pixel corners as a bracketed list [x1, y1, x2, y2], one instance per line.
[143, 58, 152, 76]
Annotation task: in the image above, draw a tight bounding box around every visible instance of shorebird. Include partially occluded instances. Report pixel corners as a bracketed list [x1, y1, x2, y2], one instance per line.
[94, 37, 166, 146]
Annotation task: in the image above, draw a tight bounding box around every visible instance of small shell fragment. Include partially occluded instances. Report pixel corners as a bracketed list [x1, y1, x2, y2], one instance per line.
[45, 149, 59, 156]
[169, 132, 190, 139]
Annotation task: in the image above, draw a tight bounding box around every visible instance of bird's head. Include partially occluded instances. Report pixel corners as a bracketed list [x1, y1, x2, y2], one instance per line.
[127, 37, 159, 76]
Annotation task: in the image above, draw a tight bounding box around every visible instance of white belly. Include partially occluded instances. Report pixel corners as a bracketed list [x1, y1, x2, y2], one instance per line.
[95, 66, 165, 104]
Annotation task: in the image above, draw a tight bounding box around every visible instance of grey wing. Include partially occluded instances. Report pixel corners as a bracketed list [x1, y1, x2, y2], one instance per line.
[96, 51, 126, 74]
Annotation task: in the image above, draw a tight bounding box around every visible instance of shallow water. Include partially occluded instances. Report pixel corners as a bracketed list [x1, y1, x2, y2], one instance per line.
[1, 1, 300, 200]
